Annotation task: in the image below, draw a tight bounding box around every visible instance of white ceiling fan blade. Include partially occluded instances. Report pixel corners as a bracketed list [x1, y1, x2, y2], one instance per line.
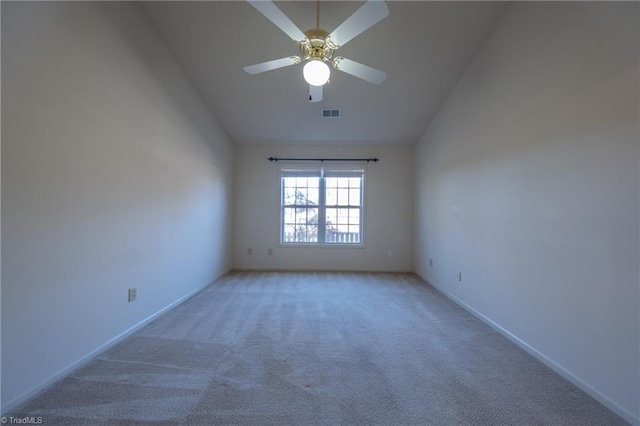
[309, 85, 323, 103]
[333, 57, 386, 85]
[248, 0, 306, 42]
[328, 0, 389, 48]
[244, 56, 300, 75]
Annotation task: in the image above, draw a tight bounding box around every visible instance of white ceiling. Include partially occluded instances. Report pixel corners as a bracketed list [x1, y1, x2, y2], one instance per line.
[142, 1, 508, 145]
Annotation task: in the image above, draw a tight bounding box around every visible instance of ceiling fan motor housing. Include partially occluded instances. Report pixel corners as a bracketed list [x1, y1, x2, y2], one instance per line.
[300, 28, 335, 62]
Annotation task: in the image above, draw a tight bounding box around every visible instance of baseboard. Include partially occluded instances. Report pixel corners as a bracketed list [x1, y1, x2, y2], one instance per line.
[418, 274, 638, 426]
[230, 267, 415, 273]
[1, 271, 227, 415]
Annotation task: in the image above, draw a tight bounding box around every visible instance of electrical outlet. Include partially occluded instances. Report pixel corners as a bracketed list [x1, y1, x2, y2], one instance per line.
[386, 249, 393, 258]
[429, 258, 433, 268]
[457, 272, 462, 282]
[128, 288, 137, 303]
[247, 248, 252, 256]
[268, 248, 273, 256]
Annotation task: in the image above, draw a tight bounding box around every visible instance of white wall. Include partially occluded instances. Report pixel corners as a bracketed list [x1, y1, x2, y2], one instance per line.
[234, 144, 413, 272]
[414, 2, 639, 423]
[1, 2, 233, 411]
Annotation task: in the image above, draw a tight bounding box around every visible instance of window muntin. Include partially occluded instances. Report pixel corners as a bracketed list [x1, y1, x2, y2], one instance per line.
[281, 168, 364, 245]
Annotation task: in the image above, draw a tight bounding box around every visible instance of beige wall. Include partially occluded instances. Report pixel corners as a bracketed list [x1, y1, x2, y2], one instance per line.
[414, 2, 639, 422]
[1, 2, 233, 409]
[233, 143, 413, 271]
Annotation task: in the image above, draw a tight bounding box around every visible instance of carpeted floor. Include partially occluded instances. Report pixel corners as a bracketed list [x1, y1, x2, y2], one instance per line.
[8, 271, 627, 425]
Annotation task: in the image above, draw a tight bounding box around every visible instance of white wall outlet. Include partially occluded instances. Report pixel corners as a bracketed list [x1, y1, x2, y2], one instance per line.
[386, 249, 393, 257]
[247, 248, 252, 255]
[268, 248, 273, 256]
[128, 288, 137, 302]
[457, 272, 462, 282]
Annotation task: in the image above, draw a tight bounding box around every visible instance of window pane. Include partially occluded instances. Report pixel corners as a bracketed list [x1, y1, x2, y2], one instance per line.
[326, 208, 337, 227]
[337, 188, 349, 205]
[300, 190, 312, 205]
[326, 188, 337, 205]
[307, 225, 318, 242]
[349, 188, 360, 206]
[307, 188, 319, 205]
[283, 207, 296, 224]
[283, 224, 296, 242]
[349, 208, 360, 224]
[308, 208, 318, 224]
[295, 209, 305, 224]
[284, 187, 295, 205]
[326, 229, 336, 243]
[338, 208, 349, 224]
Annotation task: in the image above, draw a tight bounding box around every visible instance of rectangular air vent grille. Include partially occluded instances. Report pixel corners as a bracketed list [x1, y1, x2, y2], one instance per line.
[322, 109, 341, 118]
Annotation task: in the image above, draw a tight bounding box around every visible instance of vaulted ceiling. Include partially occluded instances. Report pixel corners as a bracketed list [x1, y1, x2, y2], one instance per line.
[142, 1, 507, 145]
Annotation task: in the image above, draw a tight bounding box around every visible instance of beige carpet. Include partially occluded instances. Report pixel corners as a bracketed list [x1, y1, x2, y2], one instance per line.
[8, 271, 626, 425]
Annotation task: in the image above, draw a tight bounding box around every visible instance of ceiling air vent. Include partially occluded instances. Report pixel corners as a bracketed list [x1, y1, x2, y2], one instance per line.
[322, 109, 341, 118]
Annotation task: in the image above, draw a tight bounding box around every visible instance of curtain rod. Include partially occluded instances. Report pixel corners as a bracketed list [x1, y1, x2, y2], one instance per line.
[268, 157, 379, 163]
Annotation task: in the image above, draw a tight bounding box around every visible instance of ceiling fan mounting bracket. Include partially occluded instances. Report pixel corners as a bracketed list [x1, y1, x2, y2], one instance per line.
[304, 28, 329, 41]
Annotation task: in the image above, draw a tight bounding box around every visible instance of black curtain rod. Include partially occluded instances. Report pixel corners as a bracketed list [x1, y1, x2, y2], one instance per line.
[268, 157, 379, 163]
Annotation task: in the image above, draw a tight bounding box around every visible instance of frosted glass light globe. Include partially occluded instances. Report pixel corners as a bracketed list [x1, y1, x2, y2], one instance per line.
[303, 60, 330, 86]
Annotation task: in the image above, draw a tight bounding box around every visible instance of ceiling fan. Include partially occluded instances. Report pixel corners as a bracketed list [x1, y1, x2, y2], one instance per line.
[244, 0, 389, 102]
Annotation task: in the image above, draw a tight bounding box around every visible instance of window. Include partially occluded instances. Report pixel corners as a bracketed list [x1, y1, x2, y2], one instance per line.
[281, 167, 364, 245]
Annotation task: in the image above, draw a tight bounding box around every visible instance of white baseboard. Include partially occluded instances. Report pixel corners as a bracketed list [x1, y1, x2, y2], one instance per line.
[1, 273, 226, 415]
[231, 267, 414, 273]
[417, 274, 638, 426]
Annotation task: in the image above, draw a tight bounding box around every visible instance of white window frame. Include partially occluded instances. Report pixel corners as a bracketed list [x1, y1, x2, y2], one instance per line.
[279, 164, 365, 246]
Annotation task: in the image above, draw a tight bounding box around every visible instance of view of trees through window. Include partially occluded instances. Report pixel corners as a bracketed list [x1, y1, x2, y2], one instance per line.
[282, 177, 320, 243]
[281, 171, 362, 244]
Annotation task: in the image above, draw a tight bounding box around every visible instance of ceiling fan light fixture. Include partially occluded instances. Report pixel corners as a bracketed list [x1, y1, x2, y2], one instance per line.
[303, 60, 330, 86]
